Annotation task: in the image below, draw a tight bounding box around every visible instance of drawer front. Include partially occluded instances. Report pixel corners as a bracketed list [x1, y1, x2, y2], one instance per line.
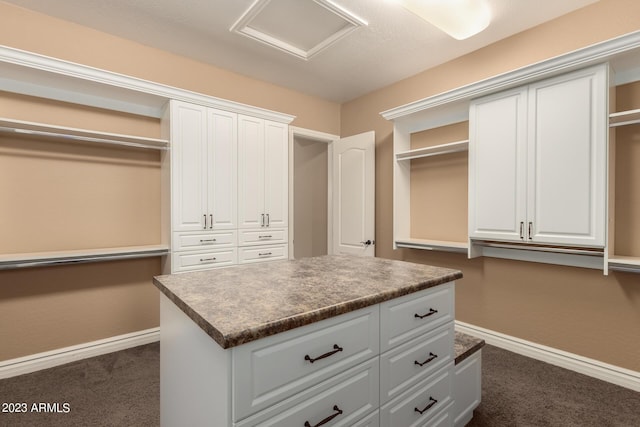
[238, 244, 288, 264]
[239, 229, 287, 246]
[235, 359, 379, 427]
[173, 230, 236, 251]
[380, 366, 453, 427]
[172, 248, 237, 272]
[380, 323, 454, 404]
[233, 306, 379, 420]
[380, 282, 454, 352]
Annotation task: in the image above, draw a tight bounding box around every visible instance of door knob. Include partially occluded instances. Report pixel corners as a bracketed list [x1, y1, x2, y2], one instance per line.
[361, 239, 374, 247]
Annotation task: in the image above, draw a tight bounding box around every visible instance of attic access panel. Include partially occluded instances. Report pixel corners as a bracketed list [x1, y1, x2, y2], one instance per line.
[230, 0, 367, 60]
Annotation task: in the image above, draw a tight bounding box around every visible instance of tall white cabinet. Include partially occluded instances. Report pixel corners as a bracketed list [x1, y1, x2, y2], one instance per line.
[469, 64, 607, 248]
[168, 101, 291, 272]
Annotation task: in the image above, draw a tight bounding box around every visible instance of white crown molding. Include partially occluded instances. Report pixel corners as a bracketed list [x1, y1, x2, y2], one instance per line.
[455, 321, 640, 393]
[0, 328, 160, 380]
[381, 30, 640, 124]
[0, 44, 296, 123]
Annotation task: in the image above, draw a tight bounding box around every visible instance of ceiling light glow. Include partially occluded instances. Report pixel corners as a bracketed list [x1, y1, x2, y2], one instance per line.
[394, 0, 491, 40]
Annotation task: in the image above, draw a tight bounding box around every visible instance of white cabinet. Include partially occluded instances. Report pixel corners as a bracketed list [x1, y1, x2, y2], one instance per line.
[170, 100, 237, 232]
[238, 115, 288, 229]
[469, 64, 607, 248]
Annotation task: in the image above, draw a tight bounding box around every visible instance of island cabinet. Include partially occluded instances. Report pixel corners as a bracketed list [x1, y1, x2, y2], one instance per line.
[153, 255, 464, 426]
[468, 64, 608, 248]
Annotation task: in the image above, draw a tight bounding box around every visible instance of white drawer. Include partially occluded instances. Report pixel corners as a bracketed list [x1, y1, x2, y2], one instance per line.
[233, 306, 379, 420]
[380, 366, 453, 427]
[235, 359, 379, 427]
[239, 229, 287, 246]
[352, 409, 380, 427]
[238, 244, 288, 264]
[380, 323, 454, 404]
[172, 230, 236, 251]
[172, 247, 237, 272]
[380, 282, 454, 352]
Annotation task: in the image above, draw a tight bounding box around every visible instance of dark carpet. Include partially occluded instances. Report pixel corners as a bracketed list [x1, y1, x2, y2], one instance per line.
[0, 342, 638, 426]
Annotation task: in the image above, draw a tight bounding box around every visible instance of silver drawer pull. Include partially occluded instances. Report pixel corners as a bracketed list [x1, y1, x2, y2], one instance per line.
[414, 397, 438, 415]
[414, 308, 438, 319]
[258, 252, 272, 257]
[304, 405, 343, 427]
[258, 235, 272, 239]
[414, 352, 438, 367]
[199, 239, 217, 244]
[199, 257, 217, 263]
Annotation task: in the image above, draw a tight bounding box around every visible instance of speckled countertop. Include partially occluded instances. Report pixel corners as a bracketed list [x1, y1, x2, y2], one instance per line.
[454, 331, 485, 365]
[153, 255, 462, 349]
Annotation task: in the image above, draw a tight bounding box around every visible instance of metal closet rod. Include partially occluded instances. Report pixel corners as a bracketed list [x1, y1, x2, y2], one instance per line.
[0, 248, 169, 270]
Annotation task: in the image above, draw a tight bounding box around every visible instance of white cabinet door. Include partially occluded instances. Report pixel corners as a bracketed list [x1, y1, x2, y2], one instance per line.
[468, 87, 528, 242]
[207, 109, 237, 230]
[171, 100, 208, 232]
[263, 120, 288, 228]
[527, 65, 607, 247]
[238, 115, 288, 230]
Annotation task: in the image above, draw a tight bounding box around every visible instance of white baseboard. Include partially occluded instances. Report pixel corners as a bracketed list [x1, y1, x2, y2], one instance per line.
[455, 321, 640, 392]
[0, 327, 160, 380]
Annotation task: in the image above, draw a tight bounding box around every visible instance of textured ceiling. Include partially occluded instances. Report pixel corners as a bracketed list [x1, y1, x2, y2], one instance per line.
[4, 0, 599, 103]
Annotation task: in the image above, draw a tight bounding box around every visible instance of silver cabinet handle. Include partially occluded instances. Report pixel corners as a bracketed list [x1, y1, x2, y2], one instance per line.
[520, 222, 524, 239]
[261, 214, 265, 227]
[209, 214, 213, 230]
[200, 257, 217, 263]
[203, 214, 207, 230]
[528, 222, 533, 240]
[266, 213, 270, 227]
[258, 252, 272, 257]
[199, 239, 217, 244]
[258, 235, 272, 239]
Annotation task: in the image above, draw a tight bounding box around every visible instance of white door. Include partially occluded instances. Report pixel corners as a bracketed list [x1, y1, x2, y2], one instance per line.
[238, 115, 265, 229]
[263, 120, 288, 228]
[207, 108, 237, 230]
[332, 131, 375, 256]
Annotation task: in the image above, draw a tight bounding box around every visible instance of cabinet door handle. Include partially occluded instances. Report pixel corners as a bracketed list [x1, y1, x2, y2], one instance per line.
[199, 239, 217, 244]
[528, 222, 533, 240]
[414, 397, 438, 415]
[203, 214, 207, 230]
[261, 214, 265, 227]
[304, 344, 343, 363]
[209, 214, 213, 230]
[199, 257, 217, 263]
[304, 405, 343, 427]
[414, 352, 438, 367]
[414, 308, 438, 319]
[266, 213, 270, 227]
[520, 222, 524, 239]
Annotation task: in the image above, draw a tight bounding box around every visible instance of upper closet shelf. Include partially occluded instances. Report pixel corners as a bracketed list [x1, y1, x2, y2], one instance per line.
[0, 117, 169, 150]
[396, 140, 468, 161]
[0, 245, 170, 270]
[395, 238, 468, 253]
[607, 256, 640, 273]
[609, 109, 640, 127]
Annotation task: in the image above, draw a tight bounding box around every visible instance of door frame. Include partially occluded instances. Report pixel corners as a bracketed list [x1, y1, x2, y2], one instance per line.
[288, 126, 339, 258]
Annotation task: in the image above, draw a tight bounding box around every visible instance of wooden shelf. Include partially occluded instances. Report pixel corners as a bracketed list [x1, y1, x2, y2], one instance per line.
[0, 117, 169, 150]
[609, 109, 640, 127]
[0, 245, 170, 270]
[607, 256, 640, 273]
[395, 238, 468, 253]
[395, 140, 468, 161]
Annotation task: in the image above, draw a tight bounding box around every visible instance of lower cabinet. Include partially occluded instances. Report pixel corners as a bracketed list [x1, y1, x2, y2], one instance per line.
[160, 282, 458, 426]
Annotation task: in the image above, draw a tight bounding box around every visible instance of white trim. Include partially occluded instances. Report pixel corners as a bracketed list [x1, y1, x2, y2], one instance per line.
[455, 321, 640, 392]
[288, 127, 339, 258]
[0, 327, 159, 379]
[0, 45, 295, 123]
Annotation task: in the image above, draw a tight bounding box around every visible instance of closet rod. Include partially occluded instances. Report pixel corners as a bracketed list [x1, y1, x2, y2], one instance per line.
[0, 248, 169, 270]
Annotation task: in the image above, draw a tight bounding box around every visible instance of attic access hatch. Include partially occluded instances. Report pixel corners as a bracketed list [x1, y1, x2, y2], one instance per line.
[230, 0, 367, 60]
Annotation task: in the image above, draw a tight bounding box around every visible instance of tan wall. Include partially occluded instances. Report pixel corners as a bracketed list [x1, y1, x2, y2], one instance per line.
[341, 0, 640, 371]
[0, 1, 340, 360]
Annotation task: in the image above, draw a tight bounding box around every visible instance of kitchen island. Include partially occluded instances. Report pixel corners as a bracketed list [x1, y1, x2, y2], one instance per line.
[154, 255, 472, 426]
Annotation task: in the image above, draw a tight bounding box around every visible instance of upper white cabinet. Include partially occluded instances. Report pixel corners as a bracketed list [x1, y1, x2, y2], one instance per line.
[469, 64, 608, 248]
[170, 100, 237, 232]
[238, 115, 288, 229]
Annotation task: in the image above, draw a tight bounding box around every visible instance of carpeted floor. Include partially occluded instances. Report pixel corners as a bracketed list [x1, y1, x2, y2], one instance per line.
[0, 342, 638, 426]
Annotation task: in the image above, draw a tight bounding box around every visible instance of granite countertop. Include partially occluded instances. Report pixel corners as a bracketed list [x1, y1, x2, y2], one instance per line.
[454, 331, 485, 365]
[153, 255, 462, 349]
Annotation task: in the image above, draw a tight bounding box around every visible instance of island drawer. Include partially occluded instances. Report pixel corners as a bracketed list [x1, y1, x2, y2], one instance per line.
[234, 359, 379, 427]
[238, 229, 287, 246]
[380, 365, 453, 427]
[380, 282, 454, 352]
[172, 230, 237, 251]
[233, 305, 379, 421]
[172, 247, 237, 272]
[380, 323, 454, 404]
[238, 244, 288, 264]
